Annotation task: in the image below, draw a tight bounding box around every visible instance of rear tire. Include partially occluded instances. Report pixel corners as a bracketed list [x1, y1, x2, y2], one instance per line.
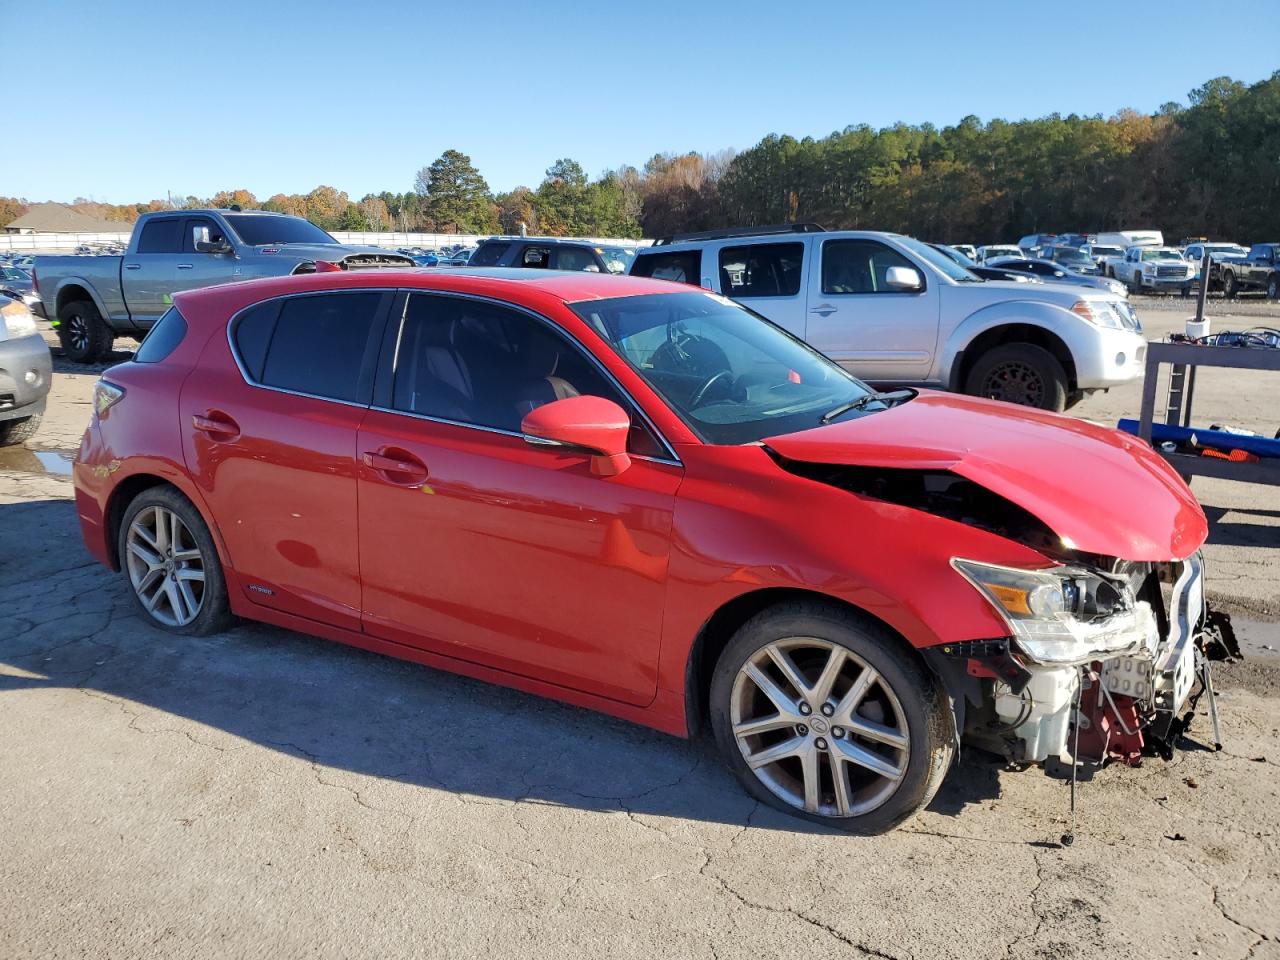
[1223, 272, 1238, 299]
[58, 300, 114, 364]
[964, 342, 1069, 411]
[0, 413, 41, 446]
[118, 486, 233, 636]
[1267, 275, 1279, 301]
[709, 601, 954, 834]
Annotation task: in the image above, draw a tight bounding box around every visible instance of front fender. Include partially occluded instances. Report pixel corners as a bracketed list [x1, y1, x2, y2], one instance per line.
[940, 299, 1082, 388]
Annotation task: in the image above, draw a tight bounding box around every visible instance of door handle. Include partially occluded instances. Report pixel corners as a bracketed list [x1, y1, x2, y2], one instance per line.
[177, 263, 193, 270]
[192, 411, 240, 441]
[124, 263, 141, 271]
[362, 450, 428, 485]
[810, 303, 837, 317]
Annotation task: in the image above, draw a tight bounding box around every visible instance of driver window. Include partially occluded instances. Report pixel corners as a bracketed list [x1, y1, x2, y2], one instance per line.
[822, 239, 917, 294]
[183, 217, 226, 254]
[520, 246, 553, 269]
[554, 246, 597, 272]
[390, 294, 665, 457]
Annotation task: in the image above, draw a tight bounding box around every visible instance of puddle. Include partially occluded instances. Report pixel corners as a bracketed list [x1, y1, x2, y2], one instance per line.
[0, 447, 74, 477]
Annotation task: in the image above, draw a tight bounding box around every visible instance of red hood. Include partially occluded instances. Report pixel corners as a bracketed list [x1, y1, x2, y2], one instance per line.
[764, 391, 1207, 561]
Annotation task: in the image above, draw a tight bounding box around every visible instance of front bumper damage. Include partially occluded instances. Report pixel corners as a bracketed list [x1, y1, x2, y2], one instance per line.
[928, 552, 1240, 768]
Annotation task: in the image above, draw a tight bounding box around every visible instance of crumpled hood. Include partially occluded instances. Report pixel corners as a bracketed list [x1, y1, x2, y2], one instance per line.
[252, 243, 414, 266]
[763, 391, 1207, 561]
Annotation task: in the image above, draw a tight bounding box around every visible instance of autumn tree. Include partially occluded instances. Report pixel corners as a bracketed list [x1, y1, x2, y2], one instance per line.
[209, 188, 258, 210]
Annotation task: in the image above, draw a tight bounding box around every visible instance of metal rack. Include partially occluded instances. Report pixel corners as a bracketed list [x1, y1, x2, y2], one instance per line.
[1137, 339, 1280, 486]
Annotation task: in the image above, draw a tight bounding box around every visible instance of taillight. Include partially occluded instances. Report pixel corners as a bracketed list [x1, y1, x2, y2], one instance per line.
[314, 260, 342, 273]
[93, 380, 125, 419]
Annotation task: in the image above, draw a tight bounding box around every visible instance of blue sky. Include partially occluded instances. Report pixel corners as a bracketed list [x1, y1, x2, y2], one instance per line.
[8, 1, 1276, 204]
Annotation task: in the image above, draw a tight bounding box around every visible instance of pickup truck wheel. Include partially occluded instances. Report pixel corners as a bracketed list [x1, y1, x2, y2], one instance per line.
[965, 343, 1068, 411]
[58, 301, 113, 363]
[0, 413, 41, 446]
[1267, 275, 1279, 300]
[709, 602, 954, 834]
[1223, 272, 1238, 299]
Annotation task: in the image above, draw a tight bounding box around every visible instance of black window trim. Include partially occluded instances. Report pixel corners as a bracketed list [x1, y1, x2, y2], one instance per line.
[136, 216, 185, 255]
[225, 288, 396, 409]
[369, 289, 682, 467]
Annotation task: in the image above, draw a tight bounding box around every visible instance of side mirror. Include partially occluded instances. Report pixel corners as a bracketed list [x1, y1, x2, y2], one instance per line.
[193, 225, 232, 255]
[521, 395, 632, 477]
[884, 265, 923, 291]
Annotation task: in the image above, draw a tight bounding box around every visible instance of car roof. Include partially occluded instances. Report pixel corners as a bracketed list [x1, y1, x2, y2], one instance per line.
[644, 229, 907, 252]
[479, 236, 625, 247]
[172, 267, 686, 320]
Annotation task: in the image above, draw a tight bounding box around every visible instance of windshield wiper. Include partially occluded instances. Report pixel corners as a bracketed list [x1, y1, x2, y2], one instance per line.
[820, 389, 915, 424]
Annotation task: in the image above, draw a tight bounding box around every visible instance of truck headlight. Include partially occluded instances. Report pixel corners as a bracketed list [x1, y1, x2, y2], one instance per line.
[953, 559, 1155, 665]
[1070, 299, 1125, 329]
[0, 297, 38, 340]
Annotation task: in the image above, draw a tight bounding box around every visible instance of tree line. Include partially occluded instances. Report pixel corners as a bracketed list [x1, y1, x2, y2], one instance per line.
[4, 72, 1276, 243]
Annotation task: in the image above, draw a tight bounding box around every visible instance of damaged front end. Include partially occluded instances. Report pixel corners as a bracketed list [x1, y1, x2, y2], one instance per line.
[942, 553, 1240, 767]
[767, 452, 1240, 772]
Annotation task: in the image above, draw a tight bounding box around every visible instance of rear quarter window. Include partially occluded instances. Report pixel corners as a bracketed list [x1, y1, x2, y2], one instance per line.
[133, 307, 187, 363]
[630, 250, 702, 285]
[469, 241, 511, 267]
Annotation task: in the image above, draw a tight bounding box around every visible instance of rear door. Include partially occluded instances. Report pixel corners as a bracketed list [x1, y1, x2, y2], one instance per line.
[180, 289, 393, 629]
[711, 239, 811, 337]
[804, 237, 940, 384]
[124, 217, 185, 324]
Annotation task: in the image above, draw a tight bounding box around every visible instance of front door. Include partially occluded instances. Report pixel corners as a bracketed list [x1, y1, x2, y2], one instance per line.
[356, 291, 681, 705]
[805, 237, 940, 384]
[180, 289, 392, 630]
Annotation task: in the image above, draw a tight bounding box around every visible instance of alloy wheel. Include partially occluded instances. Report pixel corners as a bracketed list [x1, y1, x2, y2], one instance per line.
[66, 315, 88, 354]
[730, 637, 910, 818]
[125, 505, 206, 627]
[981, 361, 1045, 407]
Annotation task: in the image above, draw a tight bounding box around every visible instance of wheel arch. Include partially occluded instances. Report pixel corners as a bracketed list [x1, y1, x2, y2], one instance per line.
[950, 322, 1077, 395]
[103, 471, 229, 574]
[683, 587, 936, 737]
[54, 280, 110, 321]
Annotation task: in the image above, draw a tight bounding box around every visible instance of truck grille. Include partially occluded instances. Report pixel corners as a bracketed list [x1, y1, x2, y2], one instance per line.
[1156, 265, 1188, 279]
[340, 254, 415, 270]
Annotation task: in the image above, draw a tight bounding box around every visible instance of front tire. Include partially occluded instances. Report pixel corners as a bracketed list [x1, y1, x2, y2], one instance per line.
[1267, 275, 1279, 301]
[118, 486, 232, 636]
[964, 342, 1069, 411]
[709, 602, 954, 834]
[57, 300, 114, 364]
[0, 413, 41, 446]
[1223, 272, 1238, 299]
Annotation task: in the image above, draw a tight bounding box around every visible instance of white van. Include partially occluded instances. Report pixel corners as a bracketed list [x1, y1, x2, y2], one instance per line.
[1095, 230, 1164, 251]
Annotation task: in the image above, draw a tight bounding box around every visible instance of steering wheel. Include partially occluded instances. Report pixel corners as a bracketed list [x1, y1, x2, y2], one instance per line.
[689, 369, 735, 409]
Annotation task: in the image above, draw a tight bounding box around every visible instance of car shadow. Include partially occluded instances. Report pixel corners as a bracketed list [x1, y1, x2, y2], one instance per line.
[1202, 504, 1280, 549]
[1, 496, 1004, 833]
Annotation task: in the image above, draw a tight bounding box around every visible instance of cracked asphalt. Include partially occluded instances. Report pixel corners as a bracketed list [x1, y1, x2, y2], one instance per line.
[1, 301, 1278, 960]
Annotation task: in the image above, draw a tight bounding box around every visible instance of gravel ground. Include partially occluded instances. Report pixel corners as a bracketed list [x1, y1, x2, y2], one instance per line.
[1, 302, 1278, 960]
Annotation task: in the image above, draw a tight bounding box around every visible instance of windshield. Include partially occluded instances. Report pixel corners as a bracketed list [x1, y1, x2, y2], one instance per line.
[1090, 246, 1122, 258]
[1204, 244, 1247, 255]
[1141, 248, 1184, 261]
[571, 290, 887, 444]
[598, 246, 637, 274]
[896, 236, 980, 281]
[223, 214, 337, 246]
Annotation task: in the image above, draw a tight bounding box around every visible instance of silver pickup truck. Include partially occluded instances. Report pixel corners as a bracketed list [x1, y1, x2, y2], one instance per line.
[35, 209, 414, 362]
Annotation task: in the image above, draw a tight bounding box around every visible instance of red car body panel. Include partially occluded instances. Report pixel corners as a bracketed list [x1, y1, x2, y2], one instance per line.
[764, 391, 1208, 561]
[73, 269, 1209, 741]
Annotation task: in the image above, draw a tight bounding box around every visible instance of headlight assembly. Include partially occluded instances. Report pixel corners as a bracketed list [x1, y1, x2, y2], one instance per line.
[0, 297, 38, 340]
[952, 558, 1156, 665]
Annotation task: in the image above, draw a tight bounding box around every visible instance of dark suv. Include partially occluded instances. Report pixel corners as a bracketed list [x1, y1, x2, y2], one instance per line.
[468, 237, 637, 274]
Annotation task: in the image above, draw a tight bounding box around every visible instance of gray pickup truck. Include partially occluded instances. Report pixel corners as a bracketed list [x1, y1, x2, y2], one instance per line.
[35, 209, 414, 362]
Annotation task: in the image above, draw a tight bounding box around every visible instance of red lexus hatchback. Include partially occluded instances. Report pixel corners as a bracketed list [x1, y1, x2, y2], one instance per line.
[75, 268, 1220, 832]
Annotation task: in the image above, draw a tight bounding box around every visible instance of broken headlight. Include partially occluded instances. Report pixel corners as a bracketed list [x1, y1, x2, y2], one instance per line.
[952, 558, 1156, 666]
